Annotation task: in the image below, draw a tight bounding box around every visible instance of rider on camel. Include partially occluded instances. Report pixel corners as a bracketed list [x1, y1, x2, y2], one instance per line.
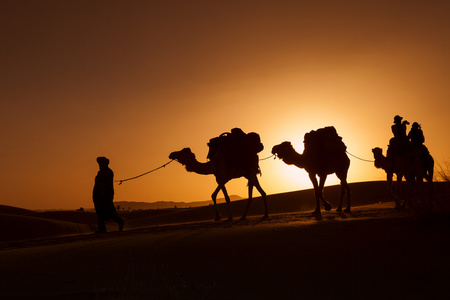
[408, 122, 430, 157]
[387, 115, 410, 157]
[408, 122, 425, 147]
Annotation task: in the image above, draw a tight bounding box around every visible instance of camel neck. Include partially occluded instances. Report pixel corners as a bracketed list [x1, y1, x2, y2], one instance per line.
[284, 150, 306, 168]
[374, 154, 389, 171]
[185, 158, 215, 175]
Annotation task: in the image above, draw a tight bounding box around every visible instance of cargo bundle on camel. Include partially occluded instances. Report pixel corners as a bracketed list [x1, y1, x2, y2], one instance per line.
[169, 128, 268, 221]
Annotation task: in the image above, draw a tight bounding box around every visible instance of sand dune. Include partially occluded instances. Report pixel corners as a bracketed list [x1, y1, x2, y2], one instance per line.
[1, 200, 449, 299]
[0, 204, 34, 215]
[0, 181, 449, 299]
[0, 213, 94, 242]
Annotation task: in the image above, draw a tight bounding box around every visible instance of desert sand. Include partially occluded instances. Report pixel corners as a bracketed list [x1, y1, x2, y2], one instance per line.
[1, 181, 449, 299]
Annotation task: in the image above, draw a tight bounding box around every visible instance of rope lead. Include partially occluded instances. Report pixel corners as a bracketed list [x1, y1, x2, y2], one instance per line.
[115, 160, 174, 185]
[259, 154, 275, 161]
[346, 151, 374, 163]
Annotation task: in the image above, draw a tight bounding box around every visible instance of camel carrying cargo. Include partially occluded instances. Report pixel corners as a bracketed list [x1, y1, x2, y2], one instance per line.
[272, 126, 351, 215]
[207, 128, 264, 174]
[170, 127, 268, 221]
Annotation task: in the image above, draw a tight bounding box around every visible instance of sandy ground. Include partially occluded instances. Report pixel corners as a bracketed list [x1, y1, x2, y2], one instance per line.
[1, 200, 450, 300]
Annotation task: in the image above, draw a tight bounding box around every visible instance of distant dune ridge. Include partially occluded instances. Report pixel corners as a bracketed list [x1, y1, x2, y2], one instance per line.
[114, 195, 244, 210]
[0, 181, 446, 243]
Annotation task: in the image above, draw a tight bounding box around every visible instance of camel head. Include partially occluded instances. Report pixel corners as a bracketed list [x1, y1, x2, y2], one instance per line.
[169, 148, 196, 166]
[372, 147, 385, 169]
[272, 142, 297, 164]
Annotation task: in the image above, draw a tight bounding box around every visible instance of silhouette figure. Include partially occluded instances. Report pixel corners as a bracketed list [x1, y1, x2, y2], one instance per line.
[93, 157, 124, 233]
[272, 126, 351, 215]
[169, 128, 268, 221]
[408, 122, 434, 181]
[408, 122, 425, 146]
[391, 115, 408, 138]
[388, 115, 410, 157]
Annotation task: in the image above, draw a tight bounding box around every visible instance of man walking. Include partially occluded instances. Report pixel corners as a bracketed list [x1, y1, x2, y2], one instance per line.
[93, 157, 124, 233]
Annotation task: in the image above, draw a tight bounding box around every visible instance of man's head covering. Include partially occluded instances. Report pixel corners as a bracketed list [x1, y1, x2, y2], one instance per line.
[394, 115, 403, 123]
[96, 156, 109, 165]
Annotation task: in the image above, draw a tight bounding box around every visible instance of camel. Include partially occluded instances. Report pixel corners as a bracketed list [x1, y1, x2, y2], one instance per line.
[372, 147, 414, 209]
[169, 145, 268, 221]
[372, 147, 433, 209]
[271, 130, 351, 215]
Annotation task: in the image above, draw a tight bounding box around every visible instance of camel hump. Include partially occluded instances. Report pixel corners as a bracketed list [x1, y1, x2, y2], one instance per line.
[207, 128, 264, 160]
[303, 126, 346, 153]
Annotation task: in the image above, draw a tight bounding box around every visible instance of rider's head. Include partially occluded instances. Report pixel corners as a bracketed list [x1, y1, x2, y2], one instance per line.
[394, 115, 403, 124]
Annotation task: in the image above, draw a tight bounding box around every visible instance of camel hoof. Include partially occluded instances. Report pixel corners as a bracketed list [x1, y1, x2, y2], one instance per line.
[239, 216, 247, 221]
[261, 214, 269, 220]
[215, 216, 222, 221]
[324, 203, 332, 211]
[344, 208, 351, 213]
[336, 207, 343, 213]
[226, 217, 233, 222]
[312, 210, 321, 216]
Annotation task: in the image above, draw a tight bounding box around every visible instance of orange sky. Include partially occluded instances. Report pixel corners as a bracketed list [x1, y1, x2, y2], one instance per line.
[1, 0, 449, 210]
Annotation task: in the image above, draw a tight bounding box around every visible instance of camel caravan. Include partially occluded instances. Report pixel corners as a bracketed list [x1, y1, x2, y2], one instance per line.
[372, 115, 434, 209]
[170, 116, 434, 220]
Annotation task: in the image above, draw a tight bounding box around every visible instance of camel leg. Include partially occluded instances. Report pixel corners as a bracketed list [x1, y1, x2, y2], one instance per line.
[401, 175, 414, 209]
[241, 177, 268, 220]
[318, 175, 332, 211]
[240, 183, 254, 221]
[309, 174, 322, 215]
[336, 176, 351, 213]
[254, 178, 268, 219]
[220, 185, 233, 221]
[398, 175, 409, 210]
[342, 180, 351, 212]
[211, 186, 222, 221]
[387, 173, 400, 209]
[336, 173, 345, 212]
[344, 182, 351, 212]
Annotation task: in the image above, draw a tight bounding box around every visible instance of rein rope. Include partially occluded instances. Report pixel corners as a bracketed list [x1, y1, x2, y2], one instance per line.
[115, 160, 174, 185]
[346, 151, 374, 163]
[259, 154, 275, 161]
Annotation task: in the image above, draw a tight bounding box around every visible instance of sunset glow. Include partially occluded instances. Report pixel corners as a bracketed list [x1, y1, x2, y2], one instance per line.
[1, 0, 449, 209]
